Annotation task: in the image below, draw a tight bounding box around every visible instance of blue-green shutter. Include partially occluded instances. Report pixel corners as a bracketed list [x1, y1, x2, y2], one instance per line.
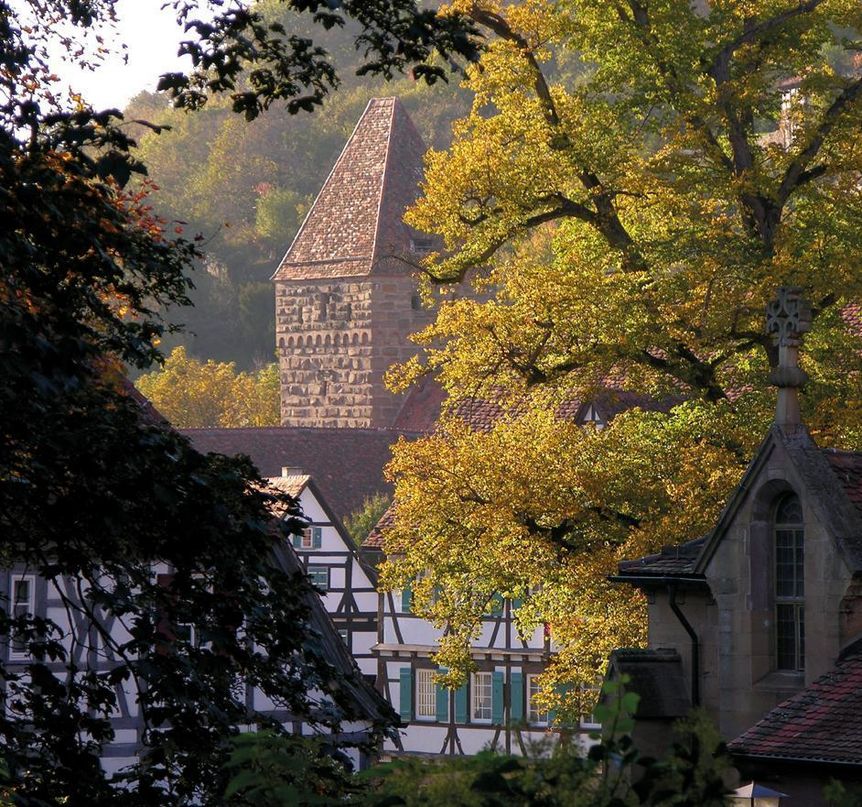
[490, 592, 504, 615]
[510, 672, 524, 721]
[435, 668, 449, 722]
[399, 667, 413, 722]
[492, 671, 504, 725]
[549, 682, 573, 727]
[454, 682, 468, 723]
[512, 596, 524, 610]
[292, 533, 302, 549]
[401, 584, 412, 613]
[312, 527, 322, 548]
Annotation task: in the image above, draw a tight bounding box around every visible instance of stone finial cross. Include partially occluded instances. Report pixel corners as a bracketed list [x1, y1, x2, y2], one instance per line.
[766, 286, 811, 347]
[766, 287, 811, 429]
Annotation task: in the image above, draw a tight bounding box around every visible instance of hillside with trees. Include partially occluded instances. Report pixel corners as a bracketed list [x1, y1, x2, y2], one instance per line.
[126, 4, 474, 368]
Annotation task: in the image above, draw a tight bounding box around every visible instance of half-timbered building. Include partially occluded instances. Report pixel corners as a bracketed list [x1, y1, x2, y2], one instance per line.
[268, 470, 380, 682]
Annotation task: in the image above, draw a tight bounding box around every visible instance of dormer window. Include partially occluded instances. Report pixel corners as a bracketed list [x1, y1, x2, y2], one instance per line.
[774, 492, 804, 671]
[578, 403, 605, 429]
[410, 236, 434, 255]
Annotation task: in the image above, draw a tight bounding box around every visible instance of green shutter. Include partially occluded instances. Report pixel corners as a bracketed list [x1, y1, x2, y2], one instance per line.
[510, 672, 524, 721]
[292, 533, 302, 549]
[512, 596, 524, 610]
[492, 671, 504, 725]
[454, 682, 468, 724]
[312, 527, 322, 548]
[401, 584, 412, 613]
[399, 667, 413, 723]
[490, 592, 504, 614]
[550, 682, 573, 727]
[436, 668, 449, 722]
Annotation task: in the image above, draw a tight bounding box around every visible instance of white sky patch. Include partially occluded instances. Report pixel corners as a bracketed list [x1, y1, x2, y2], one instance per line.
[14, 0, 196, 110]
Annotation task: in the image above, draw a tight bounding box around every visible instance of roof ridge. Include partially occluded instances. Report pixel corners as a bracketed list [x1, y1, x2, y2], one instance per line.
[368, 98, 397, 271]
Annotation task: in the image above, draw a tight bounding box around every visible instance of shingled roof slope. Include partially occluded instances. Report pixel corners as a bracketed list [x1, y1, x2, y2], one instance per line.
[276, 541, 397, 729]
[615, 536, 708, 580]
[823, 448, 862, 519]
[181, 426, 417, 520]
[728, 639, 862, 765]
[273, 97, 427, 281]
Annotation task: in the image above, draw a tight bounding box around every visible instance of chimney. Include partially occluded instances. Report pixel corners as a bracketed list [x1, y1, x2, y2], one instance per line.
[766, 287, 811, 429]
[281, 466, 305, 477]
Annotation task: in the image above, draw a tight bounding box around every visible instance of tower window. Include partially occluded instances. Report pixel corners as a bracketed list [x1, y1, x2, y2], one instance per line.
[774, 492, 804, 671]
[410, 293, 422, 311]
[317, 292, 330, 321]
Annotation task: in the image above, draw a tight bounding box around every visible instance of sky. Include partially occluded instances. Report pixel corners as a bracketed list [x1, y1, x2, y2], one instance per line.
[44, 0, 193, 110]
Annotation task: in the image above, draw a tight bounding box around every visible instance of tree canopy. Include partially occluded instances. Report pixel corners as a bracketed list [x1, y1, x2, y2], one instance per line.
[136, 346, 280, 427]
[379, 0, 862, 711]
[1, 0, 481, 799]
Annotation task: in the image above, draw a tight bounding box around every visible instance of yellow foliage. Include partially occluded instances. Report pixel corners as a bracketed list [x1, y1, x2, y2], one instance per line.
[135, 347, 279, 428]
[383, 0, 862, 706]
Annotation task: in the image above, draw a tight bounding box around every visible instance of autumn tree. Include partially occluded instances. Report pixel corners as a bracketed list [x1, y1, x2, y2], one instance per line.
[379, 0, 862, 712]
[1, 0, 479, 801]
[136, 346, 280, 427]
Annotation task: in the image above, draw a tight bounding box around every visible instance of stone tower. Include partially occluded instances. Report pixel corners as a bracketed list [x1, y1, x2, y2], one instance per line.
[272, 97, 436, 428]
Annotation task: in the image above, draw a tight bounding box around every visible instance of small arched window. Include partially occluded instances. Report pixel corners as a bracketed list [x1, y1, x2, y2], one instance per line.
[774, 493, 804, 671]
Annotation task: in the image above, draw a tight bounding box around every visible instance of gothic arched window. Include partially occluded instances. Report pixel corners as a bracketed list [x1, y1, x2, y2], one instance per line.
[774, 493, 804, 671]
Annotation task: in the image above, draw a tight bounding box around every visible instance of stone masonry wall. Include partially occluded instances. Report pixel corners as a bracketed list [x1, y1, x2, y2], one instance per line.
[276, 276, 433, 428]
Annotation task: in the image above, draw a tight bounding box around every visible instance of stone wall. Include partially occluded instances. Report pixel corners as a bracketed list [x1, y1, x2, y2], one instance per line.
[644, 436, 856, 743]
[275, 275, 433, 428]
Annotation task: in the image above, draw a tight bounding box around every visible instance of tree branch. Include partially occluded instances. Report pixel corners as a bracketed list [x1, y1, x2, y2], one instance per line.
[778, 76, 862, 203]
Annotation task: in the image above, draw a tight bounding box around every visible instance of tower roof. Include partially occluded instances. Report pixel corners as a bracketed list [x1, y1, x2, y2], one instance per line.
[273, 97, 428, 281]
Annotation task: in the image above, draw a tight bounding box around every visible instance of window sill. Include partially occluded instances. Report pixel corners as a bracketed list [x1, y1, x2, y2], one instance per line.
[754, 670, 805, 694]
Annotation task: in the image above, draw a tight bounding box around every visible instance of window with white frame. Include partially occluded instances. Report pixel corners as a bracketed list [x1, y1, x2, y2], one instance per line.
[472, 672, 493, 722]
[580, 684, 601, 728]
[300, 527, 314, 549]
[9, 575, 35, 660]
[307, 565, 329, 591]
[579, 403, 605, 429]
[527, 674, 548, 725]
[416, 669, 436, 720]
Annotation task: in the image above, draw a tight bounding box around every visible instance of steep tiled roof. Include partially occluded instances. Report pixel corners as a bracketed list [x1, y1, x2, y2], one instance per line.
[272, 97, 428, 281]
[823, 448, 862, 519]
[277, 541, 397, 728]
[267, 474, 310, 499]
[121, 377, 169, 427]
[364, 504, 395, 550]
[729, 639, 862, 765]
[615, 536, 708, 580]
[391, 374, 446, 432]
[180, 427, 417, 520]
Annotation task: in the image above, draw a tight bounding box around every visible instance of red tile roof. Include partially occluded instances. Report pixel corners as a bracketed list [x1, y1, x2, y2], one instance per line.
[364, 503, 395, 550]
[391, 374, 446, 432]
[272, 97, 429, 281]
[824, 448, 862, 518]
[729, 639, 862, 765]
[180, 426, 418, 520]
